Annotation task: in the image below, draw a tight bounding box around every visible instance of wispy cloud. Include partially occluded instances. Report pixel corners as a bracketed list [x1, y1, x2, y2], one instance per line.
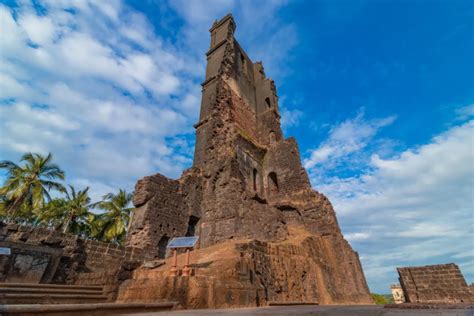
[455, 103, 474, 121]
[280, 106, 303, 132]
[304, 109, 396, 171]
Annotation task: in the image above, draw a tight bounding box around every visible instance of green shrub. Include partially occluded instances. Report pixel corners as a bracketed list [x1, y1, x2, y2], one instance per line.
[371, 293, 393, 305]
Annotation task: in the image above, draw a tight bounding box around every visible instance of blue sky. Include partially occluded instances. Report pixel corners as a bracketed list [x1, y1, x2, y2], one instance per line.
[0, 0, 473, 293]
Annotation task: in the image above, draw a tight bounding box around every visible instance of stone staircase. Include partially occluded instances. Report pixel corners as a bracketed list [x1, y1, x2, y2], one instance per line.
[0, 283, 107, 304]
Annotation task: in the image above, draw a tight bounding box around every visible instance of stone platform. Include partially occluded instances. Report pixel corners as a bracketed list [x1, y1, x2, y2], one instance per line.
[118, 226, 372, 309]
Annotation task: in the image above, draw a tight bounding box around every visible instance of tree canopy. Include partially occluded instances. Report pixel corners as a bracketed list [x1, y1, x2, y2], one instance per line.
[0, 152, 133, 244]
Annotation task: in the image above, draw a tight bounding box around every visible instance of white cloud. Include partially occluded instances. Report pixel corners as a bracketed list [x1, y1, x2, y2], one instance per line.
[345, 232, 371, 241]
[307, 117, 474, 292]
[18, 13, 55, 45]
[0, 1, 197, 196]
[0, 73, 28, 99]
[1, 0, 297, 196]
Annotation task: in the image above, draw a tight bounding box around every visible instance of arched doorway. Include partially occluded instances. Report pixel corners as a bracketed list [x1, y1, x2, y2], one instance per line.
[185, 215, 200, 237]
[157, 235, 169, 259]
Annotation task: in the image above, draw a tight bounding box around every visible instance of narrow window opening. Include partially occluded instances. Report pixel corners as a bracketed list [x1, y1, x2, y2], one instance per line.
[185, 215, 200, 237]
[253, 168, 258, 191]
[157, 235, 169, 259]
[265, 97, 271, 109]
[240, 52, 247, 75]
[268, 172, 279, 194]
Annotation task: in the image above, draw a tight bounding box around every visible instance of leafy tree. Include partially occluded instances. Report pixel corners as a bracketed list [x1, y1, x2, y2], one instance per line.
[92, 189, 133, 244]
[0, 152, 65, 220]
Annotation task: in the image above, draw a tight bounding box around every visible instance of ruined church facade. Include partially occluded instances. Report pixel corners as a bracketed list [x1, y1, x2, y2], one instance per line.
[124, 14, 372, 306]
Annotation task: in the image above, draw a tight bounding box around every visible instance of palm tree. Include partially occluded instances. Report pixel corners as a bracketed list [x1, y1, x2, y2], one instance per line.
[93, 189, 133, 244]
[38, 185, 93, 234]
[61, 185, 93, 234]
[37, 198, 68, 229]
[0, 152, 65, 220]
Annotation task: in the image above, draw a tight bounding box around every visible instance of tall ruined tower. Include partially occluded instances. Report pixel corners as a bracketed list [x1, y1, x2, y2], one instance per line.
[194, 14, 283, 167]
[123, 14, 372, 307]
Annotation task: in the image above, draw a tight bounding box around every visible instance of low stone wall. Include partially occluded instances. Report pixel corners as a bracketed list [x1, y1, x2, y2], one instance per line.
[0, 221, 145, 300]
[397, 263, 473, 303]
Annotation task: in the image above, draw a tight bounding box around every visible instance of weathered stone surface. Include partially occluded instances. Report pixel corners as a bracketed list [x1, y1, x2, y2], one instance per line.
[122, 14, 372, 307]
[397, 263, 474, 303]
[118, 227, 371, 307]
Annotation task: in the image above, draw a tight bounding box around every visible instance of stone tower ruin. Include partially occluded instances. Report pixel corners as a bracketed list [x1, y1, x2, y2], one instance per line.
[122, 14, 372, 307]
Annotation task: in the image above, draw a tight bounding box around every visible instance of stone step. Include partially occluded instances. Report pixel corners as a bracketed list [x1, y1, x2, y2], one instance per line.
[0, 287, 103, 295]
[0, 293, 108, 305]
[0, 282, 106, 304]
[0, 282, 103, 291]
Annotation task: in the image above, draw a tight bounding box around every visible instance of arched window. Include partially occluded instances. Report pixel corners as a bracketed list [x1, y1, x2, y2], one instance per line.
[268, 172, 279, 194]
[157, 235, 169, 259]
[185, 215, 200, 237]
[265, 97, 271, 109]
[253, 168, 258, 191]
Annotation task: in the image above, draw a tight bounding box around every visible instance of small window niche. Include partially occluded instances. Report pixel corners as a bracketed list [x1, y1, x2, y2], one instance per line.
[268, 172, 279, 194]
[269, 131, 276, 144]
[265, 97, 271, 109]
[185, 215, 200, 237]
[240, 52, 247, 76]
[253, 168, 258, 191]
[211, 30, 217, 47]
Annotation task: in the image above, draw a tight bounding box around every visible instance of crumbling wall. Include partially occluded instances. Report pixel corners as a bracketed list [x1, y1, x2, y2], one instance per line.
[230, 83, 258, 141]
[397, 263, 473, 303]
[0, 221, 144, 299]
[263, 138, 310, 197]
[127, 173, 188, 258]
[237, 238, 371, 305]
